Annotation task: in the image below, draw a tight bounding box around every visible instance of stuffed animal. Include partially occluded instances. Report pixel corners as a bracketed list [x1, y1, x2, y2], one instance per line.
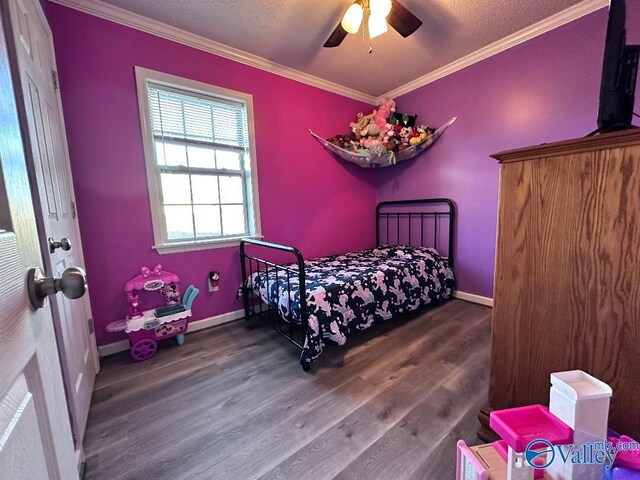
[360, 136, 388, 157]
[399, 126, 413, 143]
[409, 128, 426, 146]
[350, 111, 378, 136]
[383, 137, 401, 152]
[382, 123, 394, 137]
[368, 143, 387, 157]
[422, 125, 436, 136]
[409, 125, 435, 146]
[327, 132, 359, 151]
[361, 136, 380, 149]
[361, 122, 380, 137]
[373, 97, 396, 130]
[325, 107, 434, 156]
[381, 124, 397, 148]
[391, 112, 418, 127]
[409, 134, 422, 146]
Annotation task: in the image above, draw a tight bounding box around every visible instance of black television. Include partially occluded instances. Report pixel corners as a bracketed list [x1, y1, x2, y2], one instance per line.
[596, 0, 640, 134]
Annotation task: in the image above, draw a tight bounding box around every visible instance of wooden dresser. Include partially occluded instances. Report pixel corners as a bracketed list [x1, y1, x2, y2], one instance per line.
[478, 129, 640, 441]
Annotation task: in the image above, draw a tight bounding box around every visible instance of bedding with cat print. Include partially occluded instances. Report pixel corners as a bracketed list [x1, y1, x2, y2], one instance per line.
[247, 245, 454, 369]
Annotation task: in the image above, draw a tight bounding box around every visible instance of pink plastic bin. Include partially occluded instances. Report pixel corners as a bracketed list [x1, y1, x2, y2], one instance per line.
[490, 404, 573, 453]
[612, 435, 640, 470]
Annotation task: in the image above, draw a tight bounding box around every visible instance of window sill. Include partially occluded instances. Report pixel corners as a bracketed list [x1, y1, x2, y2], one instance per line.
[153, 235, 263, 255]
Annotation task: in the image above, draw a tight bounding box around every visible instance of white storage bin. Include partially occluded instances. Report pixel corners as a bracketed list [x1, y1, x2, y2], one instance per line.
[549, 370, 612, 439]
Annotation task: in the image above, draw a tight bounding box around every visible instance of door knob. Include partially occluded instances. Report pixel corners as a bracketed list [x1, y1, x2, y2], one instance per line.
[28, 266, 87, 309]
[49, 237, 71, 253]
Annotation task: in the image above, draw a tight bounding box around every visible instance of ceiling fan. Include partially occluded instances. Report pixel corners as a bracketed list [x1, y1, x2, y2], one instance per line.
[324, 0, 423, 48]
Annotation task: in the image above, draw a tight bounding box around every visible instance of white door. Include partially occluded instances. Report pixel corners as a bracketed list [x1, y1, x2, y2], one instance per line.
[5, 0, 98, 456]
[0, 8, 79, 479]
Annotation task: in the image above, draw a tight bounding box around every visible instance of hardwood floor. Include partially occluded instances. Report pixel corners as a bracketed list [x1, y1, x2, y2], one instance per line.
[84, 300, 491, 480]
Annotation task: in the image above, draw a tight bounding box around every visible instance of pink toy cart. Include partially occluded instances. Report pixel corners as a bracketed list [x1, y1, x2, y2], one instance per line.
[105, 265, 199, 361]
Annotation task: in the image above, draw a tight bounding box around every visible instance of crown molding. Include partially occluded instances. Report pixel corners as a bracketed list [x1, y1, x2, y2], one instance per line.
[48, 0, 379, 105]
[49, 0, 608, 106]
[378, 0, 609, 101]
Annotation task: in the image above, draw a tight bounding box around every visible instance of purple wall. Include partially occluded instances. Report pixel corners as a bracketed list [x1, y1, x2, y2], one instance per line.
[378, 6, 640, 298]
[48, 2, 640, 345]
[47, 4, 377, 345]
[39, 0, 49, 16]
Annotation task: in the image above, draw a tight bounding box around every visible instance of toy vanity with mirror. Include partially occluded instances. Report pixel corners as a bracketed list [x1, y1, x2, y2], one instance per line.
[106, 264, 199, 361]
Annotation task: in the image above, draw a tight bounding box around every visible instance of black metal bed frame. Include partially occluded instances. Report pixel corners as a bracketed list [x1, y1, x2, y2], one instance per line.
[239, 198, 455, 370]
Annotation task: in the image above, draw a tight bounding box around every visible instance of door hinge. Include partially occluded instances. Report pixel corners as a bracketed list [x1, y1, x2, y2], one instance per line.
[52, 70, 59, 90]
[87, 318, 94, 334]
[71, 200, 77, 219]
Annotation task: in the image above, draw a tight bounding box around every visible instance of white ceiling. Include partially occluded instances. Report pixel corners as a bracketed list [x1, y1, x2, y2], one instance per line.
[95, 0, 586, 97]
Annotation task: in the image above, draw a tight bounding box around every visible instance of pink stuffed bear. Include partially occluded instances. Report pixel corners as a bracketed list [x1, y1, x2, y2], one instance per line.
[373, 97, 396, 130]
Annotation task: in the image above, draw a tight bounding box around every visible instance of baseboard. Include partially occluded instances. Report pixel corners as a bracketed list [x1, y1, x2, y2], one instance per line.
[97, 308, 245, 357]
[98, 339, 130, 357]
[186, 308, 244, 333]
[98, 293, 491, 356]
[453, 291, 494, 307]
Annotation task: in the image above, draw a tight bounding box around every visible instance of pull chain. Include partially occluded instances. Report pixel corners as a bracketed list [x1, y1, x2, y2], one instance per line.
[362, 5, 373, 53]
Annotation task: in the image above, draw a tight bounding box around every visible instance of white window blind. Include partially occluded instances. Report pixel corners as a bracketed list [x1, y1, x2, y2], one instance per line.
[147, 85, 249, 151]
[145, 82, 255, 244]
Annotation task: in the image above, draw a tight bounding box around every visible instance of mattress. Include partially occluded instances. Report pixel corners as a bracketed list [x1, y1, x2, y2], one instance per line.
[249, 245, 455, 367]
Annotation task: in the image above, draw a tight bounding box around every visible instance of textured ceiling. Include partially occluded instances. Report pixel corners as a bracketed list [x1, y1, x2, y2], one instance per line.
[97, 0, 586, 97]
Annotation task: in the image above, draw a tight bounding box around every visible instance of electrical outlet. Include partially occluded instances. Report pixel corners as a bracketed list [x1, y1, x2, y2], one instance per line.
[208, 271, 220, 292]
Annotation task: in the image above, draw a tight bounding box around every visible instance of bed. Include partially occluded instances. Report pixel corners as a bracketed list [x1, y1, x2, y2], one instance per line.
[239, 198, 456, 371]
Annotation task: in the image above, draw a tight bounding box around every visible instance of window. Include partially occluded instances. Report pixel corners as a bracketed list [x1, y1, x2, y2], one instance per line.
[136, 68, 260, 253]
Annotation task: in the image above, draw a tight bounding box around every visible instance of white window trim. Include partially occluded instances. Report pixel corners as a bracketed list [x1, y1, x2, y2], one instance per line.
[135, 66, 262, 254]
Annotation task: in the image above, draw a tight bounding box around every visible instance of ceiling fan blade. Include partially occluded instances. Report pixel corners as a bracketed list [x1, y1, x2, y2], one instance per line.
[388, 0, 423, 38]
[323, 24, 349, 48]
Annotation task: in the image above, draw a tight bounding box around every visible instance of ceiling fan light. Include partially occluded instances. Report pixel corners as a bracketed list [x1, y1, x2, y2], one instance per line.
[341, 3, 364, 34]
[369, 0, 392, 17]
[368, 12, 388, 39]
